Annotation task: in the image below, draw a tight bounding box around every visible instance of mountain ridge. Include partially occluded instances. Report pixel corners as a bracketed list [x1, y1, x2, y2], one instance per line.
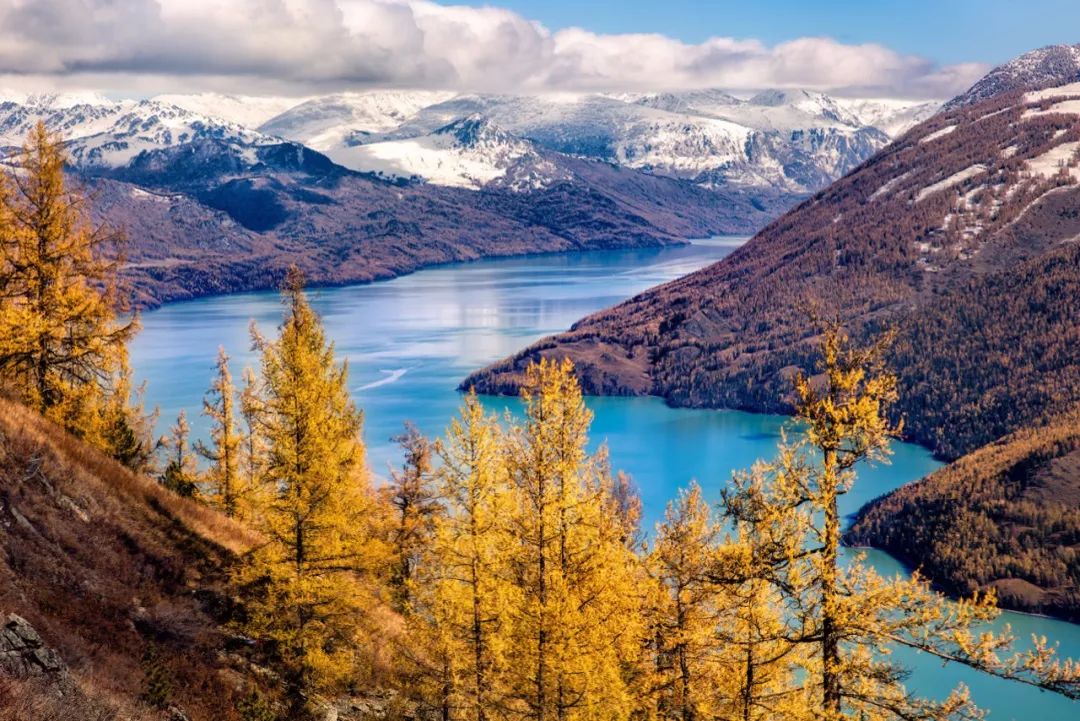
[462, 59, 1080, 463]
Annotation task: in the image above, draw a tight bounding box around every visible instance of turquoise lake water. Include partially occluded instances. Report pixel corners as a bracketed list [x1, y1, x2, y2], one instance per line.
[130, 240, 1079, 720]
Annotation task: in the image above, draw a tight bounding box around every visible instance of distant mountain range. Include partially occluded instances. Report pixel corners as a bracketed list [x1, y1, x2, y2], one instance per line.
[0, 86, 935, 306]
[465, 43, 1080, 619]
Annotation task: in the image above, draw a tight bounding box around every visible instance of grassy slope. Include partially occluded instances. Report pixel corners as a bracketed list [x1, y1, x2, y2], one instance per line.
[0, 397, 258, 720]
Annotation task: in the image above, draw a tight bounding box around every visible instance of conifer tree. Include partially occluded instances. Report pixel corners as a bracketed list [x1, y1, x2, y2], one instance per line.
[722, 323, 1080, 720]
[196, 346, 242, 518]
[239, 365, 268, 508]
[235, 268, 386, 714]
[384, 422, 441, 613]
[647, 483, 726, 721]
[504, 358, 644, 721]
[160, 410, 199, 498]
[0, 122, 138, 441]
[427, 392, 515, 721]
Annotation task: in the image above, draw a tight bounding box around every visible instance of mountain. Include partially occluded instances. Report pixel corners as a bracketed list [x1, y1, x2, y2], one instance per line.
[86, 134, 783, 307]
[465, 57, 1080, 463]
[315, 115, 571, 191]
[943, 43, 1080, 111]
[463, 50, 1080, 618]
[0, 94, 278, 168]
[847, 408, 1080, 621]
[259, 89, 938, 194]
[0, 397, 257, 718]
[0, 92, 791, 307]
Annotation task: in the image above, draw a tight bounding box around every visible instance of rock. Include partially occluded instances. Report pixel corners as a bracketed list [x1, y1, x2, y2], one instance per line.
[0, 613, 67, 678]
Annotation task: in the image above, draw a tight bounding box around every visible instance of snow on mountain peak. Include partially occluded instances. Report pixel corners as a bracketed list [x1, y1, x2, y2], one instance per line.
[943, 44, 1080, 111]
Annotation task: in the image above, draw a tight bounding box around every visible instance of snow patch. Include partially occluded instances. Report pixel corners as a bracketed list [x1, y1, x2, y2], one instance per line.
[920, 125, 956, 144]
[916, 165, 987, 203]
[1024, 82, 1080, 103]
[1023, 99, 1080, 118]
[1027, 141, 1080, 179]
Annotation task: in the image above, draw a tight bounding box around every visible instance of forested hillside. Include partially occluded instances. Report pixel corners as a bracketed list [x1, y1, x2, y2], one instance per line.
[848, 408, 1080, 621]
[466, 57, 1080, 462]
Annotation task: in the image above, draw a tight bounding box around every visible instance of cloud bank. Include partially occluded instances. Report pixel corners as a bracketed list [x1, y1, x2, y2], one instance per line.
[0, 0, 986, 98]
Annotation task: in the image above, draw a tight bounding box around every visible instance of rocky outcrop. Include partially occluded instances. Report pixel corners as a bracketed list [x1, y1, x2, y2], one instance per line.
[0, 613, 66, 678]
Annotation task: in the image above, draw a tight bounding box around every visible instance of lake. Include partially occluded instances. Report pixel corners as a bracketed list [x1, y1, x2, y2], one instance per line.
[130, 239, 1079, 720]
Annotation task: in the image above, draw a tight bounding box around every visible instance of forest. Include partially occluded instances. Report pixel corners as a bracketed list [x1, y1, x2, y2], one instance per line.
[0, 123, 1078, 720]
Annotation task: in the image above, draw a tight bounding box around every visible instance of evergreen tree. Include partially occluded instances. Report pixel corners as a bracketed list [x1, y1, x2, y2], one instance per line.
[196, 346, 242, 518]
[0, 122, 138, 442]
[235, 268, 386, 715]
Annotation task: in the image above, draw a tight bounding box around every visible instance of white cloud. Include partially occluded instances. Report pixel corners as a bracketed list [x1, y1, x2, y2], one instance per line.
[0, 0, 986, 98]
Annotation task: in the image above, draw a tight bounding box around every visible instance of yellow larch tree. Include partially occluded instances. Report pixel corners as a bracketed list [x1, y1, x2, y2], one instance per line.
[425, 392, 516, 721]
[0, 122, 139, 451]
[235, 268, 387, 715]
[504, 358, 645, 721]
[383, 422, 442, 614]
[238, 365, 269, 513]
[196, 346, 242, 518]
[647, 482, 728, 721]
[160, 409, 199, 498]
[724, 323, 1080, 721]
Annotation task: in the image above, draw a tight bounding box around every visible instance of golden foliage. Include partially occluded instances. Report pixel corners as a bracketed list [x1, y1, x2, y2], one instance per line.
[0, 122, 139, 460]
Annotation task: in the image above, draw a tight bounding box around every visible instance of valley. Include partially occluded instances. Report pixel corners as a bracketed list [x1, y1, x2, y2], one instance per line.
[127, 240, 1079, 721]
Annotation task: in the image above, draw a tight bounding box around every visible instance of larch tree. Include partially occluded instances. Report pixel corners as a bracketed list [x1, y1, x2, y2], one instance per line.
[235, 268, 387, 715]
[384, 422, 442, 614]
[722, 323, 1080, 721]
[196, 346, 242, 518]
[160, 409, 198, 498]
[504, 358, 645, 721]
[425, 392, 516, 721]
[239, 365, 268, 511]
[647, 482, 728, 721]
[0, 122, 138, 448]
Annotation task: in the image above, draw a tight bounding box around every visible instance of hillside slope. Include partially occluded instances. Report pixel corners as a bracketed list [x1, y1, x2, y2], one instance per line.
[847, 409, 1080, 622]
[88, 138, 783, 308]
[0, 397, 257, 719]
[465, 50, 1080, 462]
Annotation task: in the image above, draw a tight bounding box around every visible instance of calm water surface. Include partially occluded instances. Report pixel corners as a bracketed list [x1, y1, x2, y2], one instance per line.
[130, 240, 1078, 720]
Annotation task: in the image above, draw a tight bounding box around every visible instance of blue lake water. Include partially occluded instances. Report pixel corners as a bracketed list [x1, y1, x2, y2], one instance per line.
[130, 240, 1079, 720]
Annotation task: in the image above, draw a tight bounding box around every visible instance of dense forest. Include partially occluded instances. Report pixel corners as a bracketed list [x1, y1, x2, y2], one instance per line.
[1, 125, 1078, 720]
[848, 407, 1080, 621]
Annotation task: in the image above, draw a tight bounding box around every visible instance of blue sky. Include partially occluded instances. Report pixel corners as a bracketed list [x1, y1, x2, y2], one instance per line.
[448, 0, 1079, 66]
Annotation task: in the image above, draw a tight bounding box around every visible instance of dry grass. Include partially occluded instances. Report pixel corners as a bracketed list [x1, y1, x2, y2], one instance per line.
[0, 396, 258, 554]
[0, 397, 265, 719]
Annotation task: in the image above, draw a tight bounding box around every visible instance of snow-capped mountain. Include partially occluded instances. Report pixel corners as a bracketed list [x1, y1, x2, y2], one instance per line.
[943, 43, 1080, 111]
[327, 116, 569, 191]
[259, 91, 457, 153]
[0, 94, 280, 169]
[0, 87, 938, 196]
[259, 89, 939, 193]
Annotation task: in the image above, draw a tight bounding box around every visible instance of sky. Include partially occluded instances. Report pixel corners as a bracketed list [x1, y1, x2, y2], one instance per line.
[0, 0, 1074, 100]
[451, 0, 1080, 66]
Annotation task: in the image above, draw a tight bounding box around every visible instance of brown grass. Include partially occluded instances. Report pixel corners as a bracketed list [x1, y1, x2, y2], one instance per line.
[0, 397, 264, 719]
[0, 397, 258, 553]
